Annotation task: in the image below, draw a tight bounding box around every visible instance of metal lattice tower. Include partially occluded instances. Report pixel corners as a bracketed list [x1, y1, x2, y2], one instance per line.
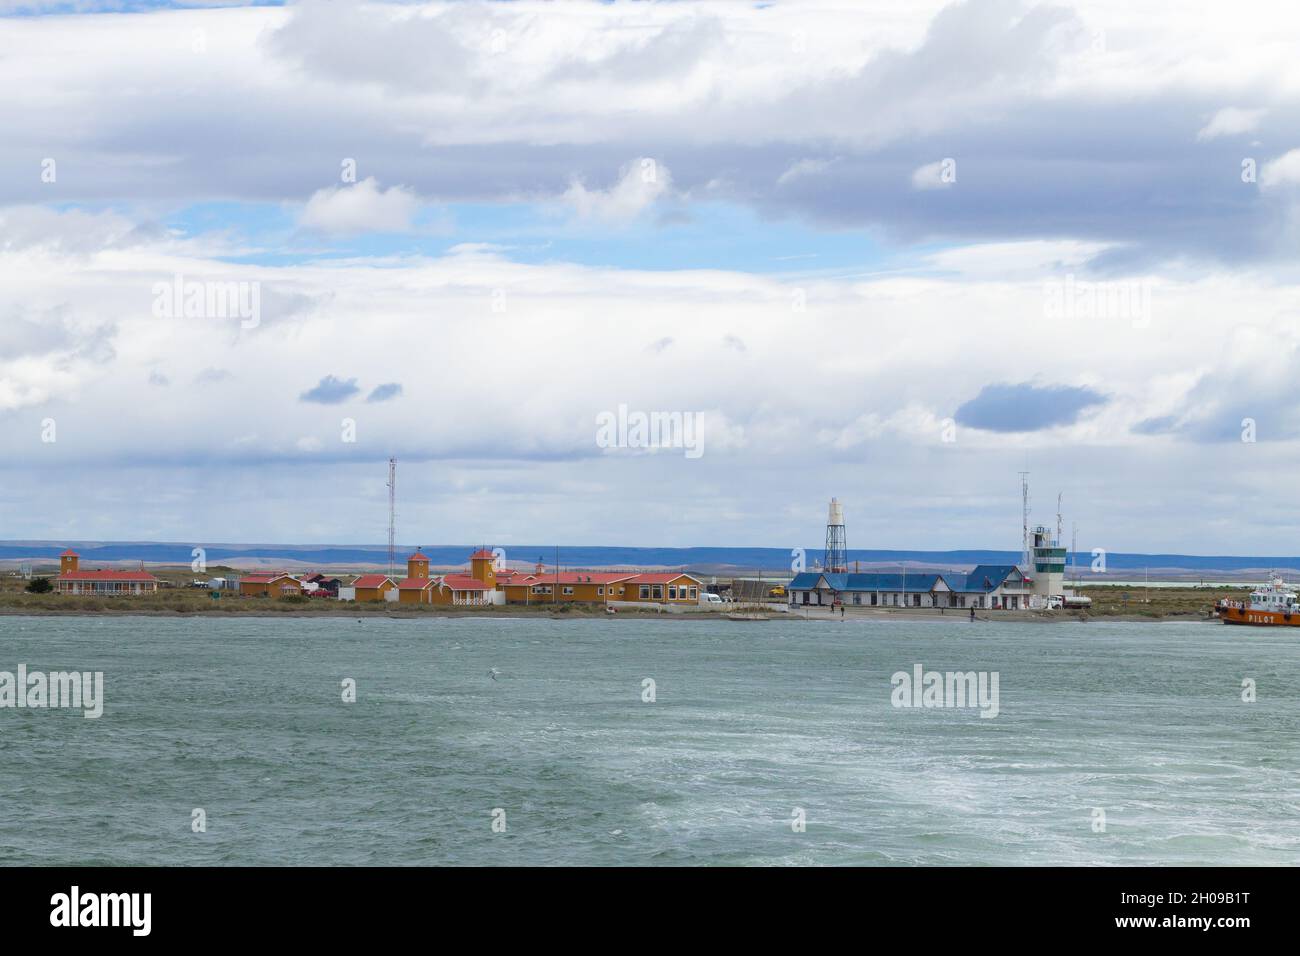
[824, 497, 848, 573]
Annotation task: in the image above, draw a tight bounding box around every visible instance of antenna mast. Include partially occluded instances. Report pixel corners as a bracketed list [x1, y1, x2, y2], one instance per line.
[1071, 521, 1078, 587]
[1019, 471, 1031, 571]
[387, 457, 397, 579]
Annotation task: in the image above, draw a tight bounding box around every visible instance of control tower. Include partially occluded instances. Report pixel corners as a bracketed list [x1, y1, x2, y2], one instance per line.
[1030, 525, 1067, 598]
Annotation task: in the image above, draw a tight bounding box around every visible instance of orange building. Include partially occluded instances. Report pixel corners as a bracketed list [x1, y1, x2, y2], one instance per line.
[54, 549, 160, 595]
[468, 549, 497, 588]
[239, 572, 302, 597]
[395, 549, 498, 607]
[621, 572, 704, 605]
[496, 565, 703, 606]
[349, 574, 396, 601]
[364, 548, 703, 609]
[499, 568, 637, 604]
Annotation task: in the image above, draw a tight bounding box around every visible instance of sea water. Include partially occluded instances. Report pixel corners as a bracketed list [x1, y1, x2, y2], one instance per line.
[0, 614, 1295, 866]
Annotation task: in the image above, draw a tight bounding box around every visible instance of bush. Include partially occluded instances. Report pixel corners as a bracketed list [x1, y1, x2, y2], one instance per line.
[25, 577, 53, 594]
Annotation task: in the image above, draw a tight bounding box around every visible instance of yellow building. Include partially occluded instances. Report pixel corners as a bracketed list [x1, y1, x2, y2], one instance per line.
[361, 548, 704, 609]
[239, 572, 302, 597]
[54, 549, 160, 595]
[396, 549, 496, 607]
[500, 568, 637, 604]
[349, 574, 396, 602]
[620, 573, 703, 604]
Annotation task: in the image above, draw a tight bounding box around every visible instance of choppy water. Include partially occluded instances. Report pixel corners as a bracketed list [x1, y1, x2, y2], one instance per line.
[0, 614, 1296, 866]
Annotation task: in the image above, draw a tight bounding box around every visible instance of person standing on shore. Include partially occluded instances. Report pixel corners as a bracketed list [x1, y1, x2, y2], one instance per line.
[969, 607, 976, 622]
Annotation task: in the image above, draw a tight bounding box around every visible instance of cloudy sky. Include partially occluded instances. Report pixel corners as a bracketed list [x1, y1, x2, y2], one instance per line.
[2, 0, 1300, 555]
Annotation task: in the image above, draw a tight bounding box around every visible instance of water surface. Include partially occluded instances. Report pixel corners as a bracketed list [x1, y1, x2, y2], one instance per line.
[0, 614, 1295, 865]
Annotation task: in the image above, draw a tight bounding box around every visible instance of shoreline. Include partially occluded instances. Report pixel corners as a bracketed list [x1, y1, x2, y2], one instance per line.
[0, 605, 1218, 624]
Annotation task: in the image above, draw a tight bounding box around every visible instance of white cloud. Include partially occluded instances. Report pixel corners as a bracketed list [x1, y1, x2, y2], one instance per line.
[777, 158, 834, 186]
[910, 160, 954, 191]
[0, 2, 1298, 260]
[562, 159, 672, 223]
[1196, 107, 1266, 141]
[5, 207, 1300, 549]
[5, 2, 1300, 552]
[300, 178, 420, 234]
[1260, 149, 1300, 189]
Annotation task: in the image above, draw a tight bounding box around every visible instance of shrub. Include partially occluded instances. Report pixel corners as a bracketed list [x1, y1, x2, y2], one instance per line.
[25, 577, 53, 594]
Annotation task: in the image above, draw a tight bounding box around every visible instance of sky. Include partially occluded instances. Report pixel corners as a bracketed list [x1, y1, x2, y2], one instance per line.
[2, 0, 1300, 554]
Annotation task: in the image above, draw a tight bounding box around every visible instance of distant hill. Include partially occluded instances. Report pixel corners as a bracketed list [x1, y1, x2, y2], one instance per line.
[1, 540, 1296, 579]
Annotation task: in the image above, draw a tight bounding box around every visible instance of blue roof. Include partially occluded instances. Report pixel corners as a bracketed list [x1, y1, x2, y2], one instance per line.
[788, 565, 1025, 593]
[791, 572, 944, 593]
[948, 565, 1022, 592]
[788, 572, 824, 590]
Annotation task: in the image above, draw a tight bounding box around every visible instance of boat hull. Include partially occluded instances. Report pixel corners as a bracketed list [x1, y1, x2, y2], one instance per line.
[1216, 606, 1300, 626]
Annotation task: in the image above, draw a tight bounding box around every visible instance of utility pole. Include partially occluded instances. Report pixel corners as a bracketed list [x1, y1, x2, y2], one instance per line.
[1071, 522, 1078, 588]
[387, 457, 397, 580]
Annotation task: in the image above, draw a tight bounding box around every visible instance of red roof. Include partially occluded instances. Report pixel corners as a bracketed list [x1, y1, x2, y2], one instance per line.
[441, 574, 492, 591]
[396, 575, 493, 592]
[58, 570, 158, 582]
[409, 552, 429, 561]
[625, 572, 703, 585]
[506, 572, 637, 586]
[351, 575, 393, 588]
[469, 549, 496, 560]
[241, 573, 297, 584]
[60, 548, 78, 557]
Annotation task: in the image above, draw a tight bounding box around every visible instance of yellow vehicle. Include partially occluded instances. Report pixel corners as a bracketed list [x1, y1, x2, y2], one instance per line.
[767, 585, 786, 598]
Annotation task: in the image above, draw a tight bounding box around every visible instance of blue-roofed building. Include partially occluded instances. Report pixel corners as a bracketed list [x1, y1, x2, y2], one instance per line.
[788, 564, 1033, 610]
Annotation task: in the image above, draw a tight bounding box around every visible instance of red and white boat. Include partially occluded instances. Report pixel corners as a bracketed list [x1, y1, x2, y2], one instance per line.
[1214, 575, 1300, 626]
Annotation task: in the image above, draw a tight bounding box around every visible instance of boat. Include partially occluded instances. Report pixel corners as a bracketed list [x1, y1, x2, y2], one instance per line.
[1213, 575, 1300, 626]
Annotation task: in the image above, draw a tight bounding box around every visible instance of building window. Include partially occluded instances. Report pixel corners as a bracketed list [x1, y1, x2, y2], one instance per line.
[597, 586, 604, 596]
[562, 587, 574, 596]
[652, 585, 663, 600]
[640, 586, 650, 599]
[688, 587, 698, 599]
[669, 586, 678, 600]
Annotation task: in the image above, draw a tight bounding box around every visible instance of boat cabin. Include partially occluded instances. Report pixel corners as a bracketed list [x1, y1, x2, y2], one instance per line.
[1249, 577, 1298, 611]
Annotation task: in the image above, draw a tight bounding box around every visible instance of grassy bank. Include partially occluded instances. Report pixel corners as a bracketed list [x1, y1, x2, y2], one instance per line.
[1074, 584, 1248, 619]
[0, 570, 1247, 621]
[0, 592, 694, 618]
[0, 570, 680, 617]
